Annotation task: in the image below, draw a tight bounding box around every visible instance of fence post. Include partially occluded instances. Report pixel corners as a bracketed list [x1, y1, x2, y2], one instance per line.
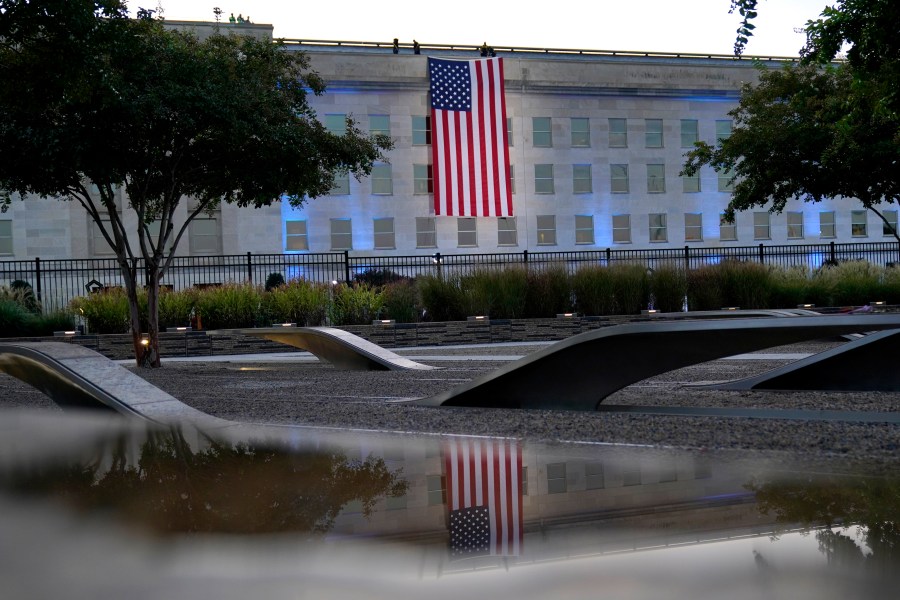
[830, 241, 837, 264]
[758, 244, 765, 265]
[683, 246, 690, 270]
[343, 250, 351, 284]
[34, 257, 42, 303]
[246, 252, 253, 283]
[523, 250, 528, 264]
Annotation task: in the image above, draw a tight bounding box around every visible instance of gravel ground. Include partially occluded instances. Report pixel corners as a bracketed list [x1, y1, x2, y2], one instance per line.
[3, 339, 900, 465]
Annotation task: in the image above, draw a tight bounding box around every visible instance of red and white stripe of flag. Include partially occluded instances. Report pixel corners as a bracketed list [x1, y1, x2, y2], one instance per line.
[444, 437, 523, 556]
[432, 57, 513, 217]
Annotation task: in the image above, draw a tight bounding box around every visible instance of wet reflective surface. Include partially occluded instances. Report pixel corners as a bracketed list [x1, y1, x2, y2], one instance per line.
[2, 409, 899, 599]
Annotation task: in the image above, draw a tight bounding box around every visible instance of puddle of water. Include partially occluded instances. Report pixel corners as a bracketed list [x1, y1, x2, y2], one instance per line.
[1, 409, 898, 599]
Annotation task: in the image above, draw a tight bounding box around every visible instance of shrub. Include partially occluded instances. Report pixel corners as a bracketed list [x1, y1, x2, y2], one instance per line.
[158, 287, 198, 329]
[719, 260, 773, 308]
[608, 263, 650, 314]
[824, 260, 884, 306]
[769, 266, 812, 308]
[650, 263, 688, 312]
[263, 279, 329, 325]
[264, 272, 286, 291]
[523, 265, 572, 317]
[328, 283, 384, 325]
[353, 268, 406, 287]
[193, 283, 263, 329]
[70, 287, 132, 334]
[381, 279, 421, 323]
[571, 265, 616, 315]
[418, 274, 467, 321]
[0, 299, 32, 337]
[7, 280, 41, 313]
[30, 310, 76, 336]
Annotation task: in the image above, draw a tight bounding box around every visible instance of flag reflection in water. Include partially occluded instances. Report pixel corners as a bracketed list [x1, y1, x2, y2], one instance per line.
[443, 437, 522, 558]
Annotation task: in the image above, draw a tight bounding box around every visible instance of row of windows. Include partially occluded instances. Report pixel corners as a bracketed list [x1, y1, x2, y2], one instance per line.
[330, 162, 733, 196]
[326, 113, 732, 149]
[286, 210, 895, 252]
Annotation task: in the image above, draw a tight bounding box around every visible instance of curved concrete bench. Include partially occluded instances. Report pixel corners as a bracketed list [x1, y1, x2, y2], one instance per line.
[223, 326, 440, 371]
[415, 314, 900, 411]
[647, 308, 821, 319]
[0, 342, 231, 428]
[702, 328, 900, 392]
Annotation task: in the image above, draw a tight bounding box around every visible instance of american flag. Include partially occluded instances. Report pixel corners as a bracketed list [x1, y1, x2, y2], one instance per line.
[444, 437, 523, 558]
[428, 57, 513, 217]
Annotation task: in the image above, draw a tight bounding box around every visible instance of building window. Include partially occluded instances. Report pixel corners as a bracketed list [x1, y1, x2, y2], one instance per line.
[658, 462, 678, 483]
[685, 213, 703, 242]
[613, 214, 631, 243]
[369, 114, 390, 136]
[506, 117, 513, 146]
[649, 213, 667, 242]
[324, 114, 346, 134]
[883, 210, 898, 237]
[328, 172, 350, 195]
[0, 220, 12, 255]
[623, 464, 642, 487]
[573, 164, 592, 194]
[188, 217, 221, 255]
[718, 168, 734, 192]
[753, 212, 771, 240]
[373, 218, 395, 249]
[521, 466, 529, 496]
[820, 211, 836, 238]
[645, 118, 663, 148]
[426, 475, 446, 506]
[508, 164, 515, 194]
[647, 163, 665, 193]
[851, 210, 868, 237]
[385, 493, 407, 510]
[413, 164, 433, 194]
[716, 119, 733, 141]
[497, 217, 517, 246]
[682, 171, 700, 193]
[534, 164, 554, 194]
[285, 220, 308, 251]
[536, 215, 557, 245]
[609, 118, 627, 147]
[330, 218, 352, 250]
[532, 116, 552, 147]
[680, 119, 699, 148]
[371, 164, 393, 195]
[547, 462, 567, 494]
[787, 211, 804, 239]
[585, 462, 605, 490]
[575, 215, 594, 245]
[720, 214, 737, 241]
[416, 217, 437, 248]
[610, 164, 629, 193]
[457, 217, 477, 247]
[412, 115, 431, 145]
[571, 117, 590, 147]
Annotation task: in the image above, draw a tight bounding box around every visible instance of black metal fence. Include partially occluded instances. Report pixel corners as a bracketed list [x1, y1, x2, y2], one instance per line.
[2, 241, 899, 313]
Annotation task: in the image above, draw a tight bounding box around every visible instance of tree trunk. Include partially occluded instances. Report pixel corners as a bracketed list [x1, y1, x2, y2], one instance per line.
[144, 262, 162, 369]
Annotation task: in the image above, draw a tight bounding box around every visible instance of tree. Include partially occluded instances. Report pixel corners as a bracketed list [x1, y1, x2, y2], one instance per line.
[0, 1, 390, 367]
[683, 0, 900, 241]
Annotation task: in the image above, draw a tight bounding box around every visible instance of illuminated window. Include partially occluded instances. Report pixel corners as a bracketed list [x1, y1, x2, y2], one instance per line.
[573, 164, 592, 194]
[575, 215, 594, 245]
[536, 215, 557, 245]
[330, 218, 352, 250]
[571, 117, 590, 147]
[285, 220, 308, 251]
[613, 214, 631, 243]
[532, 117, 552, 147]
[645, 119, 663, 148]
[649, 213, 667, 242]
[684, 213, 703, 242]
[373, 218, 395, 249]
